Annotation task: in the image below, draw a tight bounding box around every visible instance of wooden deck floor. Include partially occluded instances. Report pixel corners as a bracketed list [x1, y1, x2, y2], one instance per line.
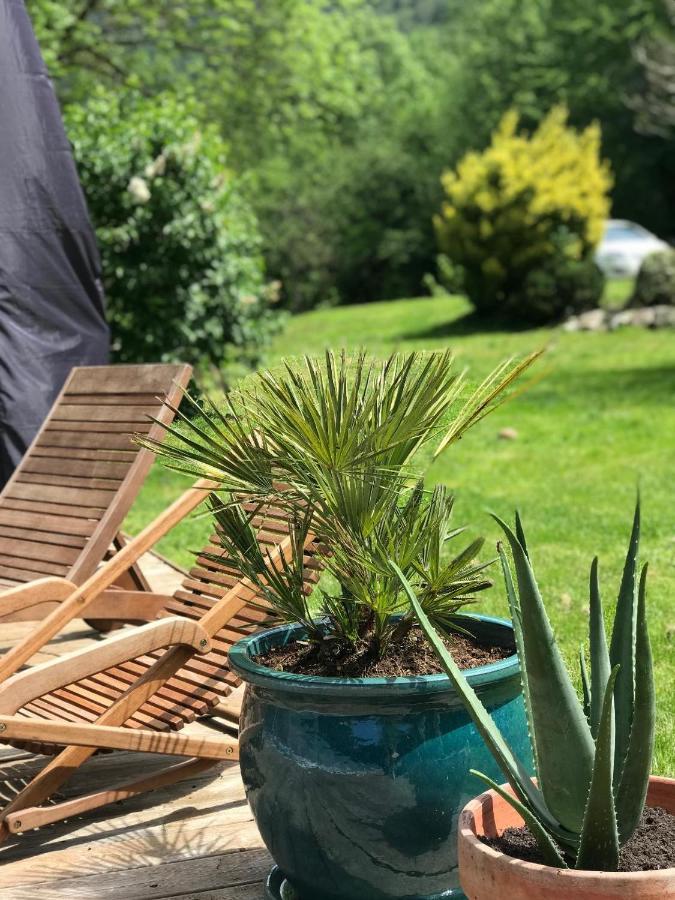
[0, 554, 271, 899]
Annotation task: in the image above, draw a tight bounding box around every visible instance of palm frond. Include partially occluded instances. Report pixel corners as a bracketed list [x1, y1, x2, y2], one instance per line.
[142, 349, 538, 655]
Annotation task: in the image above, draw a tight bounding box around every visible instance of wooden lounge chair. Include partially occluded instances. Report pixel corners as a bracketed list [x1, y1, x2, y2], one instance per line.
[0, 362, 192, 622]
[0, 494, 322, 841]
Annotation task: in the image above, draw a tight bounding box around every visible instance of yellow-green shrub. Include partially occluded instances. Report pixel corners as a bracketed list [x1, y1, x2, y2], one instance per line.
[435, 107, 612, 321]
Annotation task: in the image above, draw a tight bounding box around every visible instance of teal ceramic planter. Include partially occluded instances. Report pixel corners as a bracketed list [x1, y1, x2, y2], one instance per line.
[229, 615, 531, 900]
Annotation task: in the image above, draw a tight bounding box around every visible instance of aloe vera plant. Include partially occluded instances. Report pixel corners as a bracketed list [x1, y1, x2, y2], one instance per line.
[392, 499, 655, 870]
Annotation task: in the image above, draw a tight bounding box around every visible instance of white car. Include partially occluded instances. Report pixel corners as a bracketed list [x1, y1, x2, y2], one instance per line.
[595, 219, 669, 278]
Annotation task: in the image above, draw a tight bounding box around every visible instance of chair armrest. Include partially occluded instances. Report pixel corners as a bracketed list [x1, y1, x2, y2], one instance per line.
[0, 617, 212, 714]
[0, 716, 238, 761]
[0, 478, 216, 683]
[0, 578, 77, 616]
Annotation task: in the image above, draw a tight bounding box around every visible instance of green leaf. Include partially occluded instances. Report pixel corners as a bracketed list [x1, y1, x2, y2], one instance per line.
[514, 510, 529, 559]
[498, 543, 538, 779]
[609, 497, 640, 787]
[614, 564, 655, 844]
[470, 770, 568, 869]
[390, 560, 566, 841]
[575, 667, 620, 871]
[589, 557, 611, 739]
[580, 646, 591, 722]
[494, 515, 594, 833]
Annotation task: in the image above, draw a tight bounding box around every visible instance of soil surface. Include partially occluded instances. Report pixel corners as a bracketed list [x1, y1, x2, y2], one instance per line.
[255, 624, 513, 677]
[482, 805, 675, 872]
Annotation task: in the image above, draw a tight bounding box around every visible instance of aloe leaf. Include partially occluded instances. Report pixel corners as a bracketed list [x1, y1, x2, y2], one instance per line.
[575, 667, 620, 871]
[498, 543, 538, 779]
[514, 510, 529, 559]
[615, 564, 655, 843]
[609, 497, 640, 784]
[589, 557, 611, 739]
[470, 769, 568, 869]
[493, 515, 594, 833]
[580, 647, 591, 721]
[390, 561, 566, 840]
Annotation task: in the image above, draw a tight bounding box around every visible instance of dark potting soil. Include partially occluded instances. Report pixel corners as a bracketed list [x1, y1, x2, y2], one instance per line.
[481, 805, 675, 872]
[254, 624, 513, 677]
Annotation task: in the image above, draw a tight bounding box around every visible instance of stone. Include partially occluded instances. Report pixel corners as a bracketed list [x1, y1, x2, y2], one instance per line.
[559, 593, 573, 611]
[575, 308, 609, 331]
[608, 309, 635, 330]
[498, 427, 518, 440]
[630, 307, 657, 327]
[652, 305, 675, 328]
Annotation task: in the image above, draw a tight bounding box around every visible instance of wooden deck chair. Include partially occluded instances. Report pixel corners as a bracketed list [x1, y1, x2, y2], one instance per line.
[0, 363, 192, 622]
[0, 502, 323, 841]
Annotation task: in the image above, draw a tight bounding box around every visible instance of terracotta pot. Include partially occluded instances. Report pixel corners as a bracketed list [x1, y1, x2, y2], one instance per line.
[458, 776, 675, 900]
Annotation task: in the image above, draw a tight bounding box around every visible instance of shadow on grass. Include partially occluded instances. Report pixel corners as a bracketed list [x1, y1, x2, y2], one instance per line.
[534, 365, 675, 406]
[402, 309, 543, 341]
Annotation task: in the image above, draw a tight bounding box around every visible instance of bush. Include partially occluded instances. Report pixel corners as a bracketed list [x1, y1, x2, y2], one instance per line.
[631, 250, 675, 307]
[435, 106, 612, 321]
[510, 254, 604, 322]
[64, 90, 282, 382]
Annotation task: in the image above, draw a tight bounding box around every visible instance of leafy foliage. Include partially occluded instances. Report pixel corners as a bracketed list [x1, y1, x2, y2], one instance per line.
[396, 500, 655, 870]
[510, 255, 605, 323]
[633, 0, 675, 139]
[143, 350, 538, 660]
[28, 0, 460, 310]
[64, 89, 280, 381]
[435, 107, 612, 321]
[449, 0, 672, 238]
[28, 0, 673, 310]
[246, 9, 456, 310]
[630, 249, 675, 307]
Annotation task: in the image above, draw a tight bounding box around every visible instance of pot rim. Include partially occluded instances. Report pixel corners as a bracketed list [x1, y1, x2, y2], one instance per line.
[228, 613, 520, 697]
[458, 775, 675, 881]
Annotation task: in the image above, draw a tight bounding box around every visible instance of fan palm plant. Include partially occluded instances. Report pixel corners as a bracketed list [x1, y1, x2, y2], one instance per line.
[142, 349, 539, 664]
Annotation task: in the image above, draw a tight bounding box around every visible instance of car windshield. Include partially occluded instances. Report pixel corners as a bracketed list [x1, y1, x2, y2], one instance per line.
[604, 222, 650, 241]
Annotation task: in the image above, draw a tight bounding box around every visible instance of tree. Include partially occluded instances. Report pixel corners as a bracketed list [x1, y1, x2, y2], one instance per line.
[28, 0, 459, 307]
[633, 0, 675, 137]
[448, 0, 671, 235]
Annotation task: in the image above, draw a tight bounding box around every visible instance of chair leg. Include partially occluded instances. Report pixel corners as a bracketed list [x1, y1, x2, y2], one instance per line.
[208, 684, 245, 726]
[6, 757, 218, 834]
[85, 532, 153, 632]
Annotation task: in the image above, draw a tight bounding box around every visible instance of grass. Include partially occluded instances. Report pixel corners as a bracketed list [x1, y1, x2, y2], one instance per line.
[603, 276, 634, 309]
[127, 292, 674, 774]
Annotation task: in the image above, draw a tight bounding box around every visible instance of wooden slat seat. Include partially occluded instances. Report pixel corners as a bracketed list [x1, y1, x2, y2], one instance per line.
[0, 363, 192, 607]
[0, 477, 327, 839]
[13, 521, 323, 755]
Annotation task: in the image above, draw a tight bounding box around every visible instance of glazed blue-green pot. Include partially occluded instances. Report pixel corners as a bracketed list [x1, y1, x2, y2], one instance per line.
[229, 615, 531, 900]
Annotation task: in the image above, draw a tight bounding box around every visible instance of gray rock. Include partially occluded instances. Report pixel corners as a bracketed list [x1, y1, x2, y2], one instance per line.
[630, 307, 657, 327]
[576, 308, 610, 331]
[565, 303, 675, 333]
[651, 305, 675, 328]
[608, 309, 635, 330]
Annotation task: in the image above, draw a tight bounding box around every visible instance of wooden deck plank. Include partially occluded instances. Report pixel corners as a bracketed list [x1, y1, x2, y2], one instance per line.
[5, 846, 271, 899]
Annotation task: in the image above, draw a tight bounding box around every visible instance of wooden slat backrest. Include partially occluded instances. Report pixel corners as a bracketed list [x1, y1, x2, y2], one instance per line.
[0, 363, 192, 586]
[19, 508, 324, 746]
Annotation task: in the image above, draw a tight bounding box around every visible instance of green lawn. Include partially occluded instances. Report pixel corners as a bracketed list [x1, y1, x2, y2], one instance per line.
[127, 294, 675, 774]
[603, 276, 634, 309]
